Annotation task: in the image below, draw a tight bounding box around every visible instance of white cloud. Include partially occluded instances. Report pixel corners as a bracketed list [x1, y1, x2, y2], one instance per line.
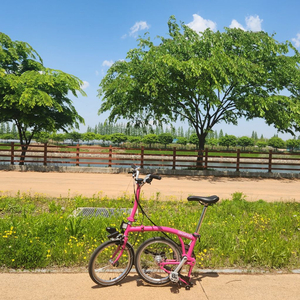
[81, 81, 89, 89]
[129, 21, 150, 37]
[292, 33, 300, 48]
[187, 14, 217, 33]
[229, 19, 245, 30]
[102, 60, 114, 67]
[229, 15, 263, 32]
[245, 15, 263, 32]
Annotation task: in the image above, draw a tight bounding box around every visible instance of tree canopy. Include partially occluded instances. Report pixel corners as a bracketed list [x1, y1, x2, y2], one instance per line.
[98, 16, 300, 165]
[268, 136, 285, 150]
[0, 32, 85, 162]
[237, 136, 255, 150]
[158, 133, 173, 147]
[219, 134, 237, 149]
[286, 139, 300, 151]
[142, 134, 158, 147]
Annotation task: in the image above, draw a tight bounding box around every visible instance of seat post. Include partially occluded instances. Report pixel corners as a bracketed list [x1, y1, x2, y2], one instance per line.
[195, 204, 208, 235]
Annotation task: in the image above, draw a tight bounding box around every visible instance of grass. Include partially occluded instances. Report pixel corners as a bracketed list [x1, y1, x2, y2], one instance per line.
[0, 192, 299, 271]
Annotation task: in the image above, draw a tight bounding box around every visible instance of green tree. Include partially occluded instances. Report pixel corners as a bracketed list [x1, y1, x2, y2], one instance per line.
[95, 134, 104, 141]
[109, 133, 127, 145]
[142, 134, 158, 148]
[251, 131, 258, 141]
[6, 122, 11, 133]
[189, 133, 199, 146]
[237, 136, 255, 150]
[11, 124, 17, 138]
[0, 122, 5, 135]
[0, 33, 85, 164]
[206, 138, 219, 149]
[256, 140, 267, 149]
[219, 130, 224, 139]
[268, 137, 285, 151]
[158, 133, 173, 148]
[285, 139, 300, 151]
[1, 133, 14, 140]
[35, 131, 50, 144]
[51, 133, 66, 144]
[98, 17, 300, 167]
[207, 130, 214, 139]
[82, 132, 96, 144]
[67, 131, 82, 145]
[128, 136, 141, 147]
[219, 134, 237, 150]
[178, 126, 184, 137]
[176, 136, 188, 145]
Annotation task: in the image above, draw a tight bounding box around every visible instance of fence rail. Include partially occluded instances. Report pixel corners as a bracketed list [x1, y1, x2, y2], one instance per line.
[1, 142, 300, 173]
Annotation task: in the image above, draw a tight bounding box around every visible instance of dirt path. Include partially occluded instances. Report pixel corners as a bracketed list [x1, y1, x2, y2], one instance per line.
[0, 170, 299, 202]
[1, 273, 299, 300]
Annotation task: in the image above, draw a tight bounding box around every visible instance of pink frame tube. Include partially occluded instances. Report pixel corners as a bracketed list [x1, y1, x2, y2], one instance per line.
[126, 226, 197, 264]
[122, 180, 197, 282]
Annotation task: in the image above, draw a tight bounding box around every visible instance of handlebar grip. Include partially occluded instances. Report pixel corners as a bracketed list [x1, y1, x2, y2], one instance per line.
[150, 174, 161, 180]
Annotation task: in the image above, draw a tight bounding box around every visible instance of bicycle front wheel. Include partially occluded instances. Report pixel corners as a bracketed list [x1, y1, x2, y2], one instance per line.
[135, 237, 181, 285]
[88, 240, 134, 286]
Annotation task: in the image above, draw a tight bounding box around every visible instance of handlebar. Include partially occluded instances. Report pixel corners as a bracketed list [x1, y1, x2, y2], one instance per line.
[128, 164, 161, 184]
[149, 174, 161, 180]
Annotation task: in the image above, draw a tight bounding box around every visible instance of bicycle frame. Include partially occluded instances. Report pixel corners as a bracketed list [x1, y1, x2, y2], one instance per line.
[89, 166, 219, 288]
[116, 178, 208, 284]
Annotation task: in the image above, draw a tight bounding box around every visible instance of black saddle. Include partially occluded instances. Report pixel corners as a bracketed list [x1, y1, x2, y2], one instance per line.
[187, 195, 219, 205]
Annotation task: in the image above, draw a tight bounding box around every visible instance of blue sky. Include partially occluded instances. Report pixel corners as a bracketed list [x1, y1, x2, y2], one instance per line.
[1, 0, 300, 139]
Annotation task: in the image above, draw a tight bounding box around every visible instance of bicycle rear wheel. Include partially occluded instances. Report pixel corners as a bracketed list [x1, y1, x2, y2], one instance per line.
[135, 237, 181, 285]
[88, 240, 134, 286]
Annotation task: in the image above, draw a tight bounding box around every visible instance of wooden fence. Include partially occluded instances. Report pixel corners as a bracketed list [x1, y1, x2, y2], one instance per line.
[1, 142, 300, 173]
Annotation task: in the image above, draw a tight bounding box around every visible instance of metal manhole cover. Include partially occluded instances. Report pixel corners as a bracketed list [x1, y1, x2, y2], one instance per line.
[72, 207, 136, 218]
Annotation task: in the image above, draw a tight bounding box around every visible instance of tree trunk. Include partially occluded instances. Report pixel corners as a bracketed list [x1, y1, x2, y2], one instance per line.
[196, 134, 206, 169]
[14, 121, 35, 165]
[19, 144, 29, 165]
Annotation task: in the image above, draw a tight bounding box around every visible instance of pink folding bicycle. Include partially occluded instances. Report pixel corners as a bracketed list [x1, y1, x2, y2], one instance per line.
[88, 164, 219, 290]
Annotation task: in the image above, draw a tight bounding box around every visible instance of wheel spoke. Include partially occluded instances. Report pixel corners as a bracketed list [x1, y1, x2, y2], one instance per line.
[88, 240, 134, 286]
[135, 237, 181, 285]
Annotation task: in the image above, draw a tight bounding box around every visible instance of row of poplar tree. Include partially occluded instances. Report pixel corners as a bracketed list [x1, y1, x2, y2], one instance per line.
[2, 121, 297, 151]
[86, 122, 262, 141]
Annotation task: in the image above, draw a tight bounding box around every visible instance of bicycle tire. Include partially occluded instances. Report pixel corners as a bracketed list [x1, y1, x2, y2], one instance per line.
[135, 237, 181, 285]
[88, 240, 134, 286]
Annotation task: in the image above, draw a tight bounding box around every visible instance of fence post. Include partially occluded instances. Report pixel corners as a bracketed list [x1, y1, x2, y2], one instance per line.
[76, 144, 80, 166]
[268, 150, 272, 172]
[108, 145, 112, 167]
[204, 148, 208, 169]
[141, 146, 144, 169]
[10, 142, 14, 165]
[43, 143, 47, 166]
[236, 149, 240, 172]
[172, 147, 176, 170]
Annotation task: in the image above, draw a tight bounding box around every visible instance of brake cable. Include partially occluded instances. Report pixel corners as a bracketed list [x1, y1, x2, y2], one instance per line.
[133, 180, 177, 244]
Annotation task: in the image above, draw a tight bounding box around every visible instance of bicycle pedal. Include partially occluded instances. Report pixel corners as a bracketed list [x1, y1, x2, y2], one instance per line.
[106, 227, 119, 239]
[107, 232, 119, 239]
